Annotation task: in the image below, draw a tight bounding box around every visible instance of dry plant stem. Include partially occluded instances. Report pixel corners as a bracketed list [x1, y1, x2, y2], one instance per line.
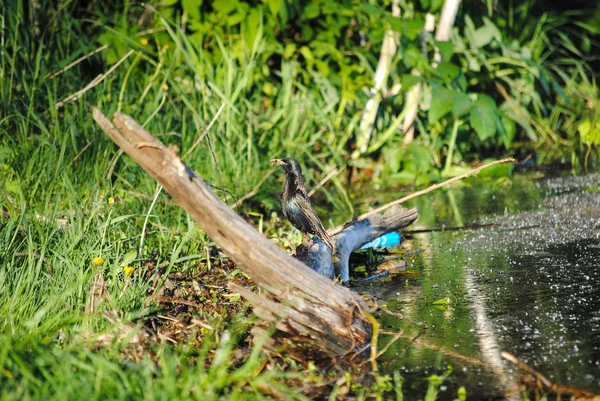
[400, 13, 436, 145]
[354, 0, 400, 156]
[230, 168, 276, 209]
[378, 307, 428, 329]
[433, 0, 461, 62]
[68, 140, 93, 167]
[46, 44, 108, 79]
[56, 50, 134, 109]
[307, 167, 343, 197]
[93, 109, 374, 366]
[501, 352, 599, 399]
[337, 157, 515, 229]
[183, 102, 226, 159]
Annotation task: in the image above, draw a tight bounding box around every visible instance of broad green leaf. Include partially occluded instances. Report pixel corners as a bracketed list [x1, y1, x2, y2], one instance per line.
[182, 0, 201, 20]
[388, 18, 425, 40]
[303, 3, 320, 19]
[265, 0, 281, 19]
[470, 94, 499, 140]
[227, 11, 246, 26]
[119, 249, 137, 267]
[283, 43, 296, 59]
[401, 74, 421, 91]
[435, 62, 460, 83]
[436, 40, 454, 61]
[432, 297, 451, 305]
[402, 45, 424, 68]
[359, 3, 381, 17]
[474, 18, 502, 48]
[578, 119, 600, 145]
[452, 93, 471, 118]
[213, 0, 237, 15]
[429, 86, 457, 124]
[404, 19, 426, 40]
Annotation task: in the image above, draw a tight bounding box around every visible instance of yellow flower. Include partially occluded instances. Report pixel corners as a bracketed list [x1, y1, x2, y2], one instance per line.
[93, 256, 103, 266]
[162, 43, 169, 50]
[108, 197, 115, 206]
[140, 38, 149, 46]
[161, 83, 169, 91]
[123, 266, 135, 277]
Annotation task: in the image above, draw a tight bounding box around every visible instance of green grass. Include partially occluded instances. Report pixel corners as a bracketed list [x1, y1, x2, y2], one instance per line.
[0, 3, 360, 399]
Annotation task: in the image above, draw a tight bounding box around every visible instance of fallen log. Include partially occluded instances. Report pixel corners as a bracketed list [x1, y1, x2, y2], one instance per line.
[93, 109, 384, 367]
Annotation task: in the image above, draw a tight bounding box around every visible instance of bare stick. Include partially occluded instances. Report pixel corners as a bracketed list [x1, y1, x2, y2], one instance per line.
[231, 168, 276, 209]
[330, 157, 514, 235]
[501, 352, 599, 398]
[183, 102, 226, 159]
[56, 50, 134, 109]
[46, 44, 108, 79]
[68, 140, 93, 167]
[308, 167, 343, 197]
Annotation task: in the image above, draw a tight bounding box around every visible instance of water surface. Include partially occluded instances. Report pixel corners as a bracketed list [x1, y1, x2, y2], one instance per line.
[353, 172, 600, 399]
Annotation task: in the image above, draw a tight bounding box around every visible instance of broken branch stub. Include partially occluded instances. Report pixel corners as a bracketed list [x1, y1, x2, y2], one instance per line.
[92, 109, 374, 366]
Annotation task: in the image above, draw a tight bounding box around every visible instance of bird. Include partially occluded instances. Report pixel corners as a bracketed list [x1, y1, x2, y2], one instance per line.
[270, 158, 333, 250]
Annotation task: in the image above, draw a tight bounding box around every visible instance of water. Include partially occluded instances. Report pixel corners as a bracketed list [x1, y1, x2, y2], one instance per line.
[352, 172, 600, 399]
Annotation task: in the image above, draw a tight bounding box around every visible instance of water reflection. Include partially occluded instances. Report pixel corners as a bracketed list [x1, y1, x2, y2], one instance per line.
[353, 172, 600, 399]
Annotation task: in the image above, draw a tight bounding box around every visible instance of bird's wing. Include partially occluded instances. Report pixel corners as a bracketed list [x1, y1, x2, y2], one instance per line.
[289, 195, 333, 249]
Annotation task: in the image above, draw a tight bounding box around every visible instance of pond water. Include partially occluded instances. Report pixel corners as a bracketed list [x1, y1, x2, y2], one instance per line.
[351, 171, 600, 399]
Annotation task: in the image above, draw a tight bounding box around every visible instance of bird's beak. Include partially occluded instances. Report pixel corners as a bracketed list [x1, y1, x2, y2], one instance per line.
[270, 158, 283, 165]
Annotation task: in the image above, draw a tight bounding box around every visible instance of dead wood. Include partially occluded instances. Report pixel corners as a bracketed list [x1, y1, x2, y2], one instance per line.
[501, 352, 600, 400]
[92, 109, 375, 367]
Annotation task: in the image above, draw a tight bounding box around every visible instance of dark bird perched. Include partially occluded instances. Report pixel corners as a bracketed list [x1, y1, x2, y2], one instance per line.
[270, 158, 333, 250]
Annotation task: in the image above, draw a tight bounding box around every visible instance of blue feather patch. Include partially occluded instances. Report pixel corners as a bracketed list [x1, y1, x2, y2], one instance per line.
[360, 232, 402, 250]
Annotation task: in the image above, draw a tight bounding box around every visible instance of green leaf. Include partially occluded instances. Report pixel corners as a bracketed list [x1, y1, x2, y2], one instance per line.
[470, 94, 499, 140]
[501, 115, 516, 148]
[435, 62, 460, 83]
[432, 297, 451, 305]
[283, 43, 296, 59]
[182, 0, 201, 20]
[578, 119, 600, 145]
[299, 46, 313, 63]
[436, 40, 454, 61]
[244, 7, 261, 43]
[401, 74, 421, 91]
[303, 3, 320, 19]
[473, 17, 502, 48]
[213, 0, 237, 15]
[265, 0, 282, 19]
[388, 18, 425, 40]
[429, 86, 456, 124]
[119, 249, 137, 267]
[452, 93, 471, 118]
[457, 386, 467, 401]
